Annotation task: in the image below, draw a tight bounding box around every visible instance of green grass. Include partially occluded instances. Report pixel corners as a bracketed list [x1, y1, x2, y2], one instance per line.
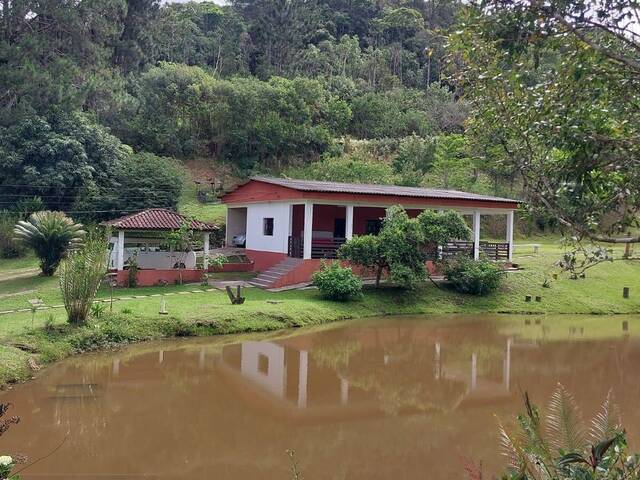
[177, 180, 226, 225]
[0, 239, 638, 389]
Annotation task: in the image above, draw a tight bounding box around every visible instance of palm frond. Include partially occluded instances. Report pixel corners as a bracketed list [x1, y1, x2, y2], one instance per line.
[498, 417, 526, 472]
[589, 389, 621, 443]
[546, 383, 585, 454]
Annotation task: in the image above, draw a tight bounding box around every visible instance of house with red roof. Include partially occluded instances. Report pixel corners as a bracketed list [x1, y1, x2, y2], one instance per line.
[221, 177, 521, 289]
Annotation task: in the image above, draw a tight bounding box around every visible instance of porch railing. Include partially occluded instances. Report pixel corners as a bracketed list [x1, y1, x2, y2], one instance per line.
[288, 237, 509, 261]
[288, 236, 346, 259]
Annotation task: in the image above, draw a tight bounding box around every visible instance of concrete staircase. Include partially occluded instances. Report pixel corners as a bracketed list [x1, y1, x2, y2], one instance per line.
[249, 257, 304, 289]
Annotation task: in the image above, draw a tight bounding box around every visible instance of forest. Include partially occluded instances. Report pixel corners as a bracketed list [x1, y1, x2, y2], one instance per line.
[0, 0, 638, 244]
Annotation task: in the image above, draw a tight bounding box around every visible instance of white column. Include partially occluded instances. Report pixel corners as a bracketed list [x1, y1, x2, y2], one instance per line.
[471, 352, 477, 391]
[506, 210, 514, 262]
[472, 211, 481, 260]
[503, 338, 512, 390]
[303, 203, 314, 260]
[203, 232, 210, 270]
[116, 230, 125, 271]
[224, 208, 231, 246]
[298, 350, 308, 408]
[340, 377, 349, 405]
[345, 205, 354, 240]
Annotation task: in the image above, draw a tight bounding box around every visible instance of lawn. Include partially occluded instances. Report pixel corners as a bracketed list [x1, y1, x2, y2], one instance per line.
[0, 238, 638, 389]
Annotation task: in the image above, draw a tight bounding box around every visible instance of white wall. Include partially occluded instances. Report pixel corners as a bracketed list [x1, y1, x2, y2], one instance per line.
[245, 202, 291, 253]
[240, 342, 286, 398]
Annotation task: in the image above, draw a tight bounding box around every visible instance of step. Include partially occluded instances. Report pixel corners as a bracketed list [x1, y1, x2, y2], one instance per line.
[249, 280, 274, 288]
[262, 266, 295, 275]
[256, 273, 281, 282]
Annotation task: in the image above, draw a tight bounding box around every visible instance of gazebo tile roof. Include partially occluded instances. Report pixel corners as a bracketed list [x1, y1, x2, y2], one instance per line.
[103, 208, 218, 231]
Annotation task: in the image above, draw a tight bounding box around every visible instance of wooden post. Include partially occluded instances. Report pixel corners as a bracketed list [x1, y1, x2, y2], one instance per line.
[622, 320, 629, 332]
[623, 287, 630, 299]
[525, 295, 532, 302]
[535, 295, 542, 302]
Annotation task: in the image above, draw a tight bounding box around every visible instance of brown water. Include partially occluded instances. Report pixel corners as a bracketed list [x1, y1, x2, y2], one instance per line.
[3, 314, 640, 479]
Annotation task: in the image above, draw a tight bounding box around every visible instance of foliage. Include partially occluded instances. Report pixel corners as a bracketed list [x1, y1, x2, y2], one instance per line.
[312, 260, 363, 301]
[447, 2, 640, 244]
[443, 256, 503, 296]
[58, 231, 109, 325]
[493, 385, 636, 480]
[556, 239, 614, 280]
[13, 211, 85, 276]
[339, 206, 470, 289]
[392, 134, 436, 186]
[286, 153, 396, 185]
[0, 213, 26, 260]
[0, 402, 20, 480]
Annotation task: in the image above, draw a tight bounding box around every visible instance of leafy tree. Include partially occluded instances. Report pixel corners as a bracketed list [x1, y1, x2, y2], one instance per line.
[338, 234, 388, 287]
[14, 211, 85, 276]
[339, 206, 470, 289]
[393, 134, 436, 186]
[58, 230, 109, 325]
[286, 153, 396, 184]
[0, 113, 130, 213]
[447, 1, 640, 244]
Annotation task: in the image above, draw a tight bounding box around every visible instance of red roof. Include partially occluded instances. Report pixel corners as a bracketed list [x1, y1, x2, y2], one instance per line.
[103, 209, 218, 231]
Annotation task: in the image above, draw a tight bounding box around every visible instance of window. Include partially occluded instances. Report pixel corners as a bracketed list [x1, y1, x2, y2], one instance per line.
[366, 219, 383, 235]
[263, 218, 274, 236]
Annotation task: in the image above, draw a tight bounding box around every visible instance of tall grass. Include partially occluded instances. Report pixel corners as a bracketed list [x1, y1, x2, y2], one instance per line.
[58, 231, 109, 325]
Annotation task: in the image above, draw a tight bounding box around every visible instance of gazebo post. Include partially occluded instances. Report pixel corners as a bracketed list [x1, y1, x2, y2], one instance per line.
[203, 231, 210, 270]
[116, 230, 125, 271]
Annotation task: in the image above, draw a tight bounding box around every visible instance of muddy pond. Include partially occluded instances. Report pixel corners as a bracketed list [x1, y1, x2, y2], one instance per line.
[3, 314, 640, 479]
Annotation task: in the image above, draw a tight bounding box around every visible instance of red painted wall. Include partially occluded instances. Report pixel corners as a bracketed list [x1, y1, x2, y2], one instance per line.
[353, 207, 386, 235]
[209, 262, 254, 273]
[244, 249, 287, 272]
[115, 269, 204, 287]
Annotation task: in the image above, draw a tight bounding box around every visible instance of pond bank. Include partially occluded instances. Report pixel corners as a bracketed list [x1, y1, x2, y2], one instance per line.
[2, 264, 640, 391]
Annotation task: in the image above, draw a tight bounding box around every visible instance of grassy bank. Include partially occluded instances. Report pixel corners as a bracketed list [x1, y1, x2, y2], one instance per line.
[0, 238, 638, 389]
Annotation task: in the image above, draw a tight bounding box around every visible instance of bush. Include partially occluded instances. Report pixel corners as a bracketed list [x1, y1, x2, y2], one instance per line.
[443, 256, 503, 295]
[0, 212, 26, 259]
[312, 261, 362, 301]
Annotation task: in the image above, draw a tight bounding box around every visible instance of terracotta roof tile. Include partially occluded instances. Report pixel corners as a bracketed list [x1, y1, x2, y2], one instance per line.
[103, 209, 218, 231]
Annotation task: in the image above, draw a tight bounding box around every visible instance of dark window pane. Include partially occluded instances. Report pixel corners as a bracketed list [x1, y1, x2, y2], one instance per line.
[263, 218, 274, 236]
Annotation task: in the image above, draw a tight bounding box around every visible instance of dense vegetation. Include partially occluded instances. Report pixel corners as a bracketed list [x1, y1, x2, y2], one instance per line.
[0, 0, 515, 224]
[1, 0, 638, 248]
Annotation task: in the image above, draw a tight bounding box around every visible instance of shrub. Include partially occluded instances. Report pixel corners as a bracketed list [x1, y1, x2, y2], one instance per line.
[0, 212, 26, 259]
[58, 232, 109, 325]
[443, 256, 503, 295]
[488, 385, 633, 480]
[13, 211, 85, 276]
[312, 261, 362, 301]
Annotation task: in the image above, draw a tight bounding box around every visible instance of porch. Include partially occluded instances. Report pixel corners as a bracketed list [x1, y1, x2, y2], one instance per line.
[283, 204, 514, 262]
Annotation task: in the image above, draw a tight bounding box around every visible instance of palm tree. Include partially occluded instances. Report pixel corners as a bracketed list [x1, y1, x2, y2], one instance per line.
[14, 211, 85, 276]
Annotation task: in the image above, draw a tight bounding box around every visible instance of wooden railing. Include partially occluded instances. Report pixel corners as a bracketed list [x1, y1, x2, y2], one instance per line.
[288, 236, 303, 258]
[289, 237, 509, 261]
[288, 237, 346, 259]
[480, 242, 510, 260]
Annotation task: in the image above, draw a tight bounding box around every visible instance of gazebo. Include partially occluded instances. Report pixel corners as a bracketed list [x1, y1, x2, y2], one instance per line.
[103, 208, 219, 287]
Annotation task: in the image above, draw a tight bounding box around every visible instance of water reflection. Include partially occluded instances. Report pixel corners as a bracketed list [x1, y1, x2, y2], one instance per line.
[2, 315, 640, 480]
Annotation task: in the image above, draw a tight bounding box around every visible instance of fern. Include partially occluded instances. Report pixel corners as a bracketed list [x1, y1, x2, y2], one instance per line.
[546, 383, 585, 453]
[589, 389, 621, 443]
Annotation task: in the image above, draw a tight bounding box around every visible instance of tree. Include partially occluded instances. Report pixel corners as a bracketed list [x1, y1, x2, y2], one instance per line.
[447, 2, 640, 244]
[339, 205, 470, 289]
[338, 234, 388, 287]
[58, 231, 109, 325]
[14, 211, 85, 276]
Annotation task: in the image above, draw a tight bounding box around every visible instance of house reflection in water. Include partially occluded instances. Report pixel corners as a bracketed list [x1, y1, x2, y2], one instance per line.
[217, 333, 514, 420]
